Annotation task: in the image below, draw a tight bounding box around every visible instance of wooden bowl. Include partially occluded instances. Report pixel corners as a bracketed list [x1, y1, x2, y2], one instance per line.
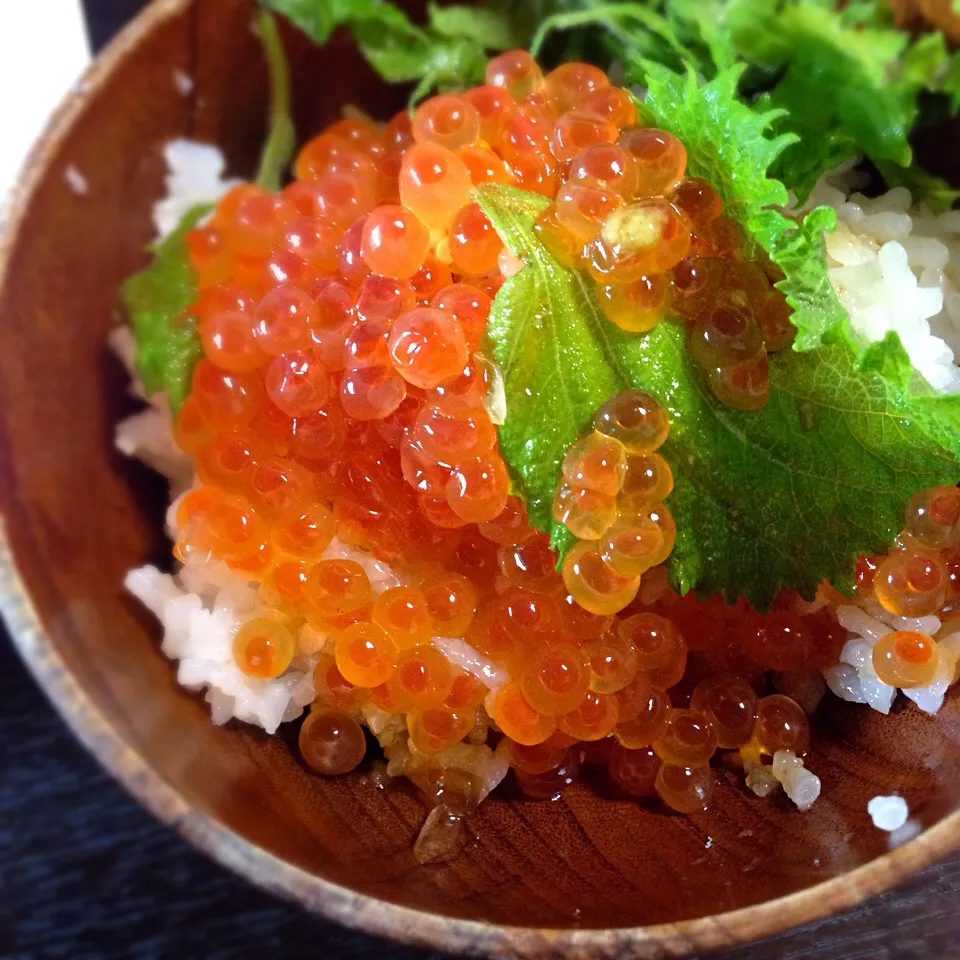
[2, 1, 959, 956]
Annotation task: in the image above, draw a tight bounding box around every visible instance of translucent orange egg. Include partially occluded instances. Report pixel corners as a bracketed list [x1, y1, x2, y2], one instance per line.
[299, 709, 367, 775]
[233, 617, 295, 679]
[274, 503, 335, 560]
[562, 540, 640, 615]
[671, 177, 724, 227]
[513, 749, 580, 799]
[533, 205, 582, 267]
[335, 622, 398, 687]
[265, 351, 330, 417]
[423, 573, 478, 636]
[388, 308, 469, 389]
[200, 493, 268, 562]
[411, 257, 454, 300]
[337, 215, 372, 288]
[588, 199, 691, 281]
[355, 274, 417, 324]
[373, 586, 434, 649]
[478, 496, 529, 545]
[490, 681, 556, 746]
[224, 191, 297, 259]
[449, 203, 504, 275]
[485, 50, 544, 99]
[655, 763, 713, 813]
[596, 274, 670, 333]
[399, 142, 473, 229]
[558, 690, 620, 740]
[904, 485, 960, 549]
[488, 588, 560, 657]
[446, 454, 510, 523]
[340, 365, 407, 420]
[443, 671, 487, 712]
[326, 115, 385, 156]
[690, 674, 758, 748]
[283, 217, 343, 278]
[292, 406, 346, 462]
[609, 743, 660, 797]
[580, 85, 638, 128]
[262, 558, 310, 609]
[618, 613, 682, 672]
[752, 694, 810, 757]
[552, 481, 618, 540]
[195, 431, 264, 491]
[191, 361, 264, 431]
[507, 150, 558, 197]
[554, 182, 623, 243]
[413, 94, 480, 150]
[306, 559, 372, 616]
[506, 733, 572, 774]
[583, 632, 640, 694]
[568, 143, 639, 196]
[248, 457, 314, 521]
[201, 311, 265, 372]
[652, 708, 717, 766]
[458, 142, 511, 185]
[519, 642, 590, 716]
[594, 389, 669, 452]
[408, 707, 475, 754]
[463, 85, 515, 143]
[614, 684, 670, 747]
[874, 550, 949, 618]
[386, 645, 453, 710]
[549, 110, 619, 164]
[544, 62, 610, 113]
[618, 128, 687, 197]
[313, 660, 363, 710]
[360, 205, 431, 280]
[562, 432, 627, 496]
[872, 630, 940, 688]
[430, 283, 492, 352]
[756, 291, 796, 353]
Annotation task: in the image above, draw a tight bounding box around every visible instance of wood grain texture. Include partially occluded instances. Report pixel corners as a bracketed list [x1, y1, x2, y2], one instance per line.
[5, 631, 960, 960]
[0, 0, 959, 956]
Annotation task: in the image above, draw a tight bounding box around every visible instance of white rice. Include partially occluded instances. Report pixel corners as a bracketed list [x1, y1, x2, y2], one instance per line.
[807, 163, 960, 392]
[152, 139, 240, 240]
[868, 794, 909, 832]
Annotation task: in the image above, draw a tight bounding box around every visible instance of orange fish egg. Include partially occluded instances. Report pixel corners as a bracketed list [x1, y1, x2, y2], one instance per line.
[399, 142, 473, 229]
[413, 94, 481, 151]
[300, 709, 368, 775]
[562, 540, 640, 616]
[486, 50, 544, 100]
[617, 128, 687, 197]
[872, 630, 941, 688]
[233, 617, 295, 679]
[490, 681, 557, 746]
[386, 645, 454, 710]
[558, 690, 620, 741]
[335, 621, 398, 687]
[360, 205, 431, 280]
[372, 586, 434, 648]
[408, 707, 475, 754]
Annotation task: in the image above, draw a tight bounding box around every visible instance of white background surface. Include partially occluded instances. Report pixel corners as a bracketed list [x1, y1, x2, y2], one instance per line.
[0, 1, 91, 199]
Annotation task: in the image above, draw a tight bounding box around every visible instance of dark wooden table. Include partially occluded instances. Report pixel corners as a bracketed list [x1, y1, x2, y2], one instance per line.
[3, 629, 959, 959]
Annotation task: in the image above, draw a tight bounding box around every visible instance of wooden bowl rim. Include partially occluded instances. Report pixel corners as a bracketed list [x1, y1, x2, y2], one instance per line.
[1, 1, 959, 956]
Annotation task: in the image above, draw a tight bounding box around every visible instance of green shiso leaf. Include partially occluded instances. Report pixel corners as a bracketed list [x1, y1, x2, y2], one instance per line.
[260, 0, 518, 101]
[639, 62, 849, 354]
[477, 182, 960, 610]
[122, 206, 209, 412]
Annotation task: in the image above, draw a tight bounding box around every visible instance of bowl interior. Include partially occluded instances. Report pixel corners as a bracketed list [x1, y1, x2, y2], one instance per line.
[2, 0, 960, 942]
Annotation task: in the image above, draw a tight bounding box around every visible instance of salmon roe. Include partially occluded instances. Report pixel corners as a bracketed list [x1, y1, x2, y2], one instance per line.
[170, 51, 956, 827]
